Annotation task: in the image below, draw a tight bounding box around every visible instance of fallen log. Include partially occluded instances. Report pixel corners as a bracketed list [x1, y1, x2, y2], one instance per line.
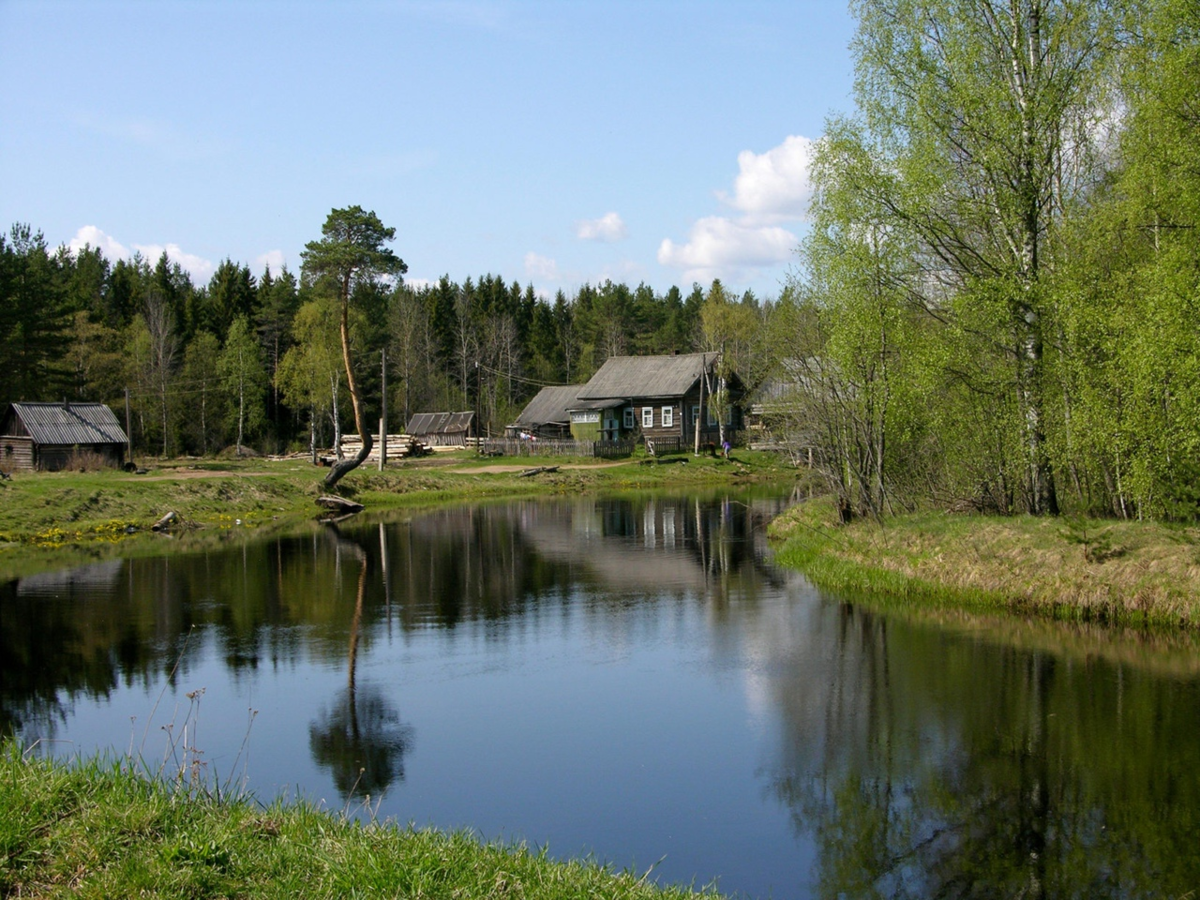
[151, 511, 178, 532]
[315, 495, 365, 514]
[518, 465, 560, 477]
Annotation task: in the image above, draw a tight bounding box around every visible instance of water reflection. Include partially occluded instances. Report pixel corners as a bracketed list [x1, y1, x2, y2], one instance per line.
[3, 491, 1200, 899]
[308, 526, 413, 800]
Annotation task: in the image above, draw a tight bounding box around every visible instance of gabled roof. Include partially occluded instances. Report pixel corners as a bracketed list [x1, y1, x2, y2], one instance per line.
[406, 411, 475, 436]
[512, 385, 585, 428]
[575, 352, 718, 402]
[4, 402, 128, 445]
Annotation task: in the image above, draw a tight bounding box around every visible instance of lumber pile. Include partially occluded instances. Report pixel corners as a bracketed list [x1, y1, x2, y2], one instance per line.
[325, 434, 430, 464]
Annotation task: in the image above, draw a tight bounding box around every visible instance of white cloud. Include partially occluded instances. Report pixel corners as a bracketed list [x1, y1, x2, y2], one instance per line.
[133, 242, 215, 284]
[659, 135, 814, 286]
[657, 217, 796, 284]
[67, 227, 215, 284]
[255, 250, 287, 274]
[719, 134, 815, 224]
[576, 212, 627, 243]
[524, 252, 560, 282]
[69, 226, 129, 260]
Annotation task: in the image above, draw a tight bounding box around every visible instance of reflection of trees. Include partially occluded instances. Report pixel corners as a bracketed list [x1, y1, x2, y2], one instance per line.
[767, 602, 1200, 898]
[307, 527, 413, 801]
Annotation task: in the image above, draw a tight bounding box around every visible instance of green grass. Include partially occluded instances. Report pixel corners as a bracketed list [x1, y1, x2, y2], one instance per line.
[769, 497, 1200, 628]
[0, 744, 719, 899]
[0, 451, 796, 579]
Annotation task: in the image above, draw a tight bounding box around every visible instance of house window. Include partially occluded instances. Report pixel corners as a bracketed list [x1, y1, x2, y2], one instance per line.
[691, 405, 699, 428]
[623, 407, 635, 429]
[642, 407, 654, 428]
[661, 406, 674, 428]
[707, 405, 718, 426]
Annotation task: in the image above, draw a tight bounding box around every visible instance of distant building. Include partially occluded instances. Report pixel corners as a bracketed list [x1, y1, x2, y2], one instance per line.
[1, 401, 128, 472]
[567, 352, 743, 445]
[507, 385, 585, 439]
[405, 411, 478, 447]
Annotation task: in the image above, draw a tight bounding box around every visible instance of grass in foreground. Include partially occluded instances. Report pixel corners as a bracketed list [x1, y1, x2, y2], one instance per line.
[0, 744, 717, 900]
[769, 497, 1200, 628]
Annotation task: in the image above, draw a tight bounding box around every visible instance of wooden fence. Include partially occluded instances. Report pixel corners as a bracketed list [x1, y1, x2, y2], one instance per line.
[478, 438, 635, 459]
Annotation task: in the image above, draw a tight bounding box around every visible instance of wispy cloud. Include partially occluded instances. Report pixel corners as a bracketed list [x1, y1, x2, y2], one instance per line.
[524, 251, 560, 282]
[71, 112, 231, 161]
[576, 211, 627, 243]
[255, 250, 288, 274]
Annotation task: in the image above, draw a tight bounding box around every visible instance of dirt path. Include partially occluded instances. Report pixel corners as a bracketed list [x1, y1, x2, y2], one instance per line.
[445, 461, 632, 474]
[135, 469, 276, 482]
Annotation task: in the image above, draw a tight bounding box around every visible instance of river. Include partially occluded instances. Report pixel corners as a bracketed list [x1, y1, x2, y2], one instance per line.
[3, 490, 1199, 898]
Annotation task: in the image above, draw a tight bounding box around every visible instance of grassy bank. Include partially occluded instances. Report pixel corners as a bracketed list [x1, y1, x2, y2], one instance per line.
[0, 450, 794, 579]
[769, 497, 1200, 628]
[0, 745, 715, 900]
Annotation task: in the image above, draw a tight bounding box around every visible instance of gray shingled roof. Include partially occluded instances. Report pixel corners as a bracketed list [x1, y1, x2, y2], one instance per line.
[575, 352, 716, 402]
[6, 402, 128, 445]
[512, 385, 585, 427]
[406, 411, 475, 436]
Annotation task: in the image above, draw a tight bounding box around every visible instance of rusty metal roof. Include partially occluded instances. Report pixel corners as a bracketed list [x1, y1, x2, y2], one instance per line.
[4, 402, 128, 446]
[405, 411, 475, 436]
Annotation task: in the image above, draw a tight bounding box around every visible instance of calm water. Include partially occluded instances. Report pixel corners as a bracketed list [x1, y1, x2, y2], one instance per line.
[4, 491, 1200, 899]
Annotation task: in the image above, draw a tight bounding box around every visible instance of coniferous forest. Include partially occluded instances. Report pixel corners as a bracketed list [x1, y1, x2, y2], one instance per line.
[2, 0, 1198, 522]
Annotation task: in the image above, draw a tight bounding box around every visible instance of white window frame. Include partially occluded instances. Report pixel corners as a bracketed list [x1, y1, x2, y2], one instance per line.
[661, 406, 674, 428]
[623, 406, 635, 429]
[642, 406, 654, 428]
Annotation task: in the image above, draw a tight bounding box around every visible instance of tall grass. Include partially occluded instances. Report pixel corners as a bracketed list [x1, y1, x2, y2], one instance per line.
[770, 498, 1200, 629]
[0, 743, 719, 900]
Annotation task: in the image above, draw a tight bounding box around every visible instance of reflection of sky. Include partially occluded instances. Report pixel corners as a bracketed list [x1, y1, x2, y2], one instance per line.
[16, 492, 1200, 898]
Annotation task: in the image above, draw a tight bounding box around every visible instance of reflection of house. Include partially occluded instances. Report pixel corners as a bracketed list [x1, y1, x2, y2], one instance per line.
[405, 411, 477, 447]
[568, 352, 743, 444]
[507, 385, 584, 439]
[1, 402, 128, 472]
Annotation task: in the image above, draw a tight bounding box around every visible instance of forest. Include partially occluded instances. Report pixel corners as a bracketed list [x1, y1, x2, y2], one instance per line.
[2, 0, 1198, 521]
[0, 219, 768, 460]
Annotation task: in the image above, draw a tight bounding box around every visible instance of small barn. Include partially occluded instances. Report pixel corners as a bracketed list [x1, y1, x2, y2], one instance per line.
[1, 402, 128, 472]
[405, 411, 478, 447]
[507, 385, 585, 439]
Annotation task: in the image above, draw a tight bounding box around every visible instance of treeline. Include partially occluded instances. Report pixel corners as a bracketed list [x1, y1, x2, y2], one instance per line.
[0, 225, 770, 456]
[776, 0, 1200, 522]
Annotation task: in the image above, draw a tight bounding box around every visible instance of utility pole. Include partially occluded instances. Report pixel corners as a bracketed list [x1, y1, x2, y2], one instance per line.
[379, 348, 388, 471]
[124, 387, 133, 468]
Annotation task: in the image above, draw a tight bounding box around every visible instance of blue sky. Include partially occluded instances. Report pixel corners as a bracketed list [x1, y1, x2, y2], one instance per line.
[0, 1, 856, 301]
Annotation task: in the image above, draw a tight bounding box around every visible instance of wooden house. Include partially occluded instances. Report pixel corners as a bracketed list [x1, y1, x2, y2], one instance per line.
[507, 385, 585, 439]
[568, 352, 743, 447]
[405, 411, 478, 447]
[1, 402, 128, 472]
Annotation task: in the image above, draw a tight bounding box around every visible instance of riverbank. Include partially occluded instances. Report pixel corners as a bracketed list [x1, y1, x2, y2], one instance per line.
[768, 497, 1200, 628]
[0, 745, 716, 900]
[0, 450, 795, 579]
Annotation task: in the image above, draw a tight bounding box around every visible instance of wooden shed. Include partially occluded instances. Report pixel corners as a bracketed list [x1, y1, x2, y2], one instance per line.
[405, 411, 478, 447]
[1, 402, 128, 472]
[507, 385, 585, 439]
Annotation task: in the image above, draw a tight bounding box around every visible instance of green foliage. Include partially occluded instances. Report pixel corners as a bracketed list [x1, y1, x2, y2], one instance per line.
[0, 745, 713, 900]
[218, 317, 267, 454]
